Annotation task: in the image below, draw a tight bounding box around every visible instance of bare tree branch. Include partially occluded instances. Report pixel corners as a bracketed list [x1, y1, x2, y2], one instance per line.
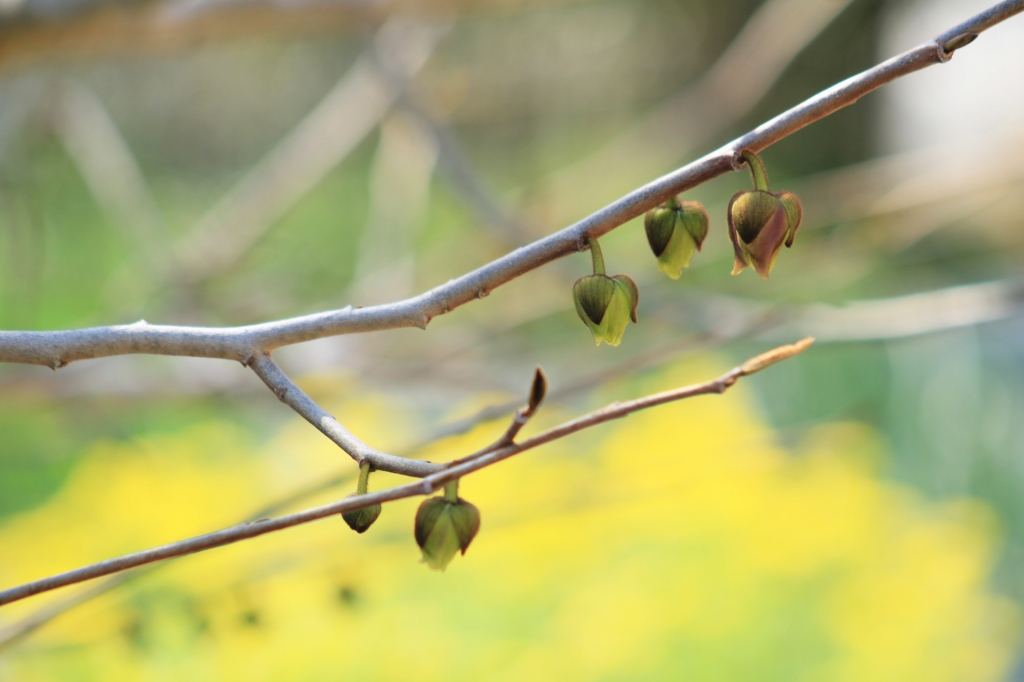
[0, 369, 550, 646]
[0, 338, 813, 608]
[248, 352, 442, 477]
[2, 0, 1018, 368]
[2, 271, 1016, 403]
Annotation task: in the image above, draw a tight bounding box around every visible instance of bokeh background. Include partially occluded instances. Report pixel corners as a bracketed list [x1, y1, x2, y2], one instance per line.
[2, 0, 1024, 679]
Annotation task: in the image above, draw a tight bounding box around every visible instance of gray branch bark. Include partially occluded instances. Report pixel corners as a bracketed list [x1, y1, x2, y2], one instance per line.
[3, 0, 1019, 368]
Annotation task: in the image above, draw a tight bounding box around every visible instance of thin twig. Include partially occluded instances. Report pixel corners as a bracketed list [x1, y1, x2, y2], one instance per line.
[248, 352, 442, 477]
[0, 339, 813, 608]
[444, 367, 547, 469]
[2, 1, 1019, 369]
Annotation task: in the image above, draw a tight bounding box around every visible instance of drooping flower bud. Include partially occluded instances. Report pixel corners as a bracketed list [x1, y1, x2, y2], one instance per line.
[342, 500, 381, 534]
[414, 480, 480, 571]
[727, 151, 803, 279]
[644, 198, 709, 279]
[341, 462, 382, 534]
[572, 238, 639, 346]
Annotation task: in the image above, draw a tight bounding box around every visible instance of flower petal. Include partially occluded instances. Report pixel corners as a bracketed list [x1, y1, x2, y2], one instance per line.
[727, 192, 750, 275]
[612, 275, 640, 324]
[572, 275, 615, 325]
[745, 203, 790, 279]
[644, 207, 676, 258]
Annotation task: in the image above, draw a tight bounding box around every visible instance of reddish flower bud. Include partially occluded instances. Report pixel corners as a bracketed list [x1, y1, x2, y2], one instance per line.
[728, 152, 803, 279]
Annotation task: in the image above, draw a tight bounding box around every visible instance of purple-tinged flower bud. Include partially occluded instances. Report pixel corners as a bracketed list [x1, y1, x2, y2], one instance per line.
[728, 151, 803, 279]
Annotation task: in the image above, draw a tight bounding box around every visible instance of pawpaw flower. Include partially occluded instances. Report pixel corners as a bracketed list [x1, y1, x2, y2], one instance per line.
[572, 238, 639, 346]
[415, 482, 480, 571]
[728, 151, 802, 279]
[644, 197, 709, 279]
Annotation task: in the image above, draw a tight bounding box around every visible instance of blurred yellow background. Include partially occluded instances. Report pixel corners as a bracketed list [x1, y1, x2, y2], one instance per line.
[2, 359, 1021, 680]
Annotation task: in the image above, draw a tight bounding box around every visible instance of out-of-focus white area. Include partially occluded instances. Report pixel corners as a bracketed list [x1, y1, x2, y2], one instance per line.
[878, 0, 1024, 151]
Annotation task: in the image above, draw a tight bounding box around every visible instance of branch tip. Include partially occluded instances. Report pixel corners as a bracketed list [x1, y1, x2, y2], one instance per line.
[740, 337, 815, 375]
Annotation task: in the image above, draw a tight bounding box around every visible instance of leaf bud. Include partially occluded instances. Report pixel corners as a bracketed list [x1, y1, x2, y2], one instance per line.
[644, 199, 709, 279]
[414, 483, 481, 571]
[528, 367, 547, 412]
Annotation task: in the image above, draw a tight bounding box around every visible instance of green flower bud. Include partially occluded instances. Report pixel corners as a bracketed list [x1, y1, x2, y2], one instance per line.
[728, 151, 803, 279]
[341, 461, 381, 534]
[573, 273, 639, 346]
[414, 482, 480, 571]
[341, 498, 382, 534]
[572, 238, 639, 346]
[644, 199, 709, 279]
